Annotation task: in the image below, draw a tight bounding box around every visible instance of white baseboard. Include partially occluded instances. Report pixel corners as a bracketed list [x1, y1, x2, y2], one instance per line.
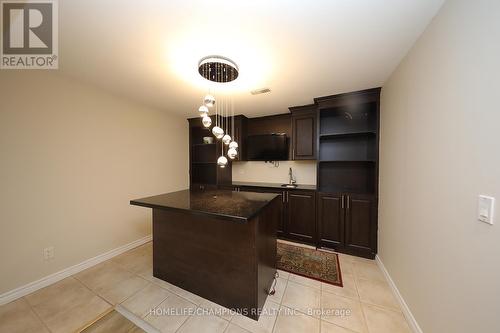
[375, 255, 423, 333]
[0, 235, 152, 306]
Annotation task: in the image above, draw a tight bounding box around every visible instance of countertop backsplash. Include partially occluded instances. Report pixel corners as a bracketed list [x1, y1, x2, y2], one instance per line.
[232, 161, 317, 185]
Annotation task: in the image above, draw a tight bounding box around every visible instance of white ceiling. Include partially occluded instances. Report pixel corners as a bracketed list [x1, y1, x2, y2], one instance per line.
[59, 0, 444, 118]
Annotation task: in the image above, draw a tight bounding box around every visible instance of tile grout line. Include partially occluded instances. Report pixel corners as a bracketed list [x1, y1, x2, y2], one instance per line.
[172, 305, 199, 333]
[71, 275, 115, 310]
[271, 276, 289, 333]
[353, 260, 375, 333]
[319, 280, 323, 333]
[359, 299, 372, 333]
[23, 296, 54, 333]
[76, 307, 115, 333]
[119, 279, 153, 308]
[115, 304, 160, 333]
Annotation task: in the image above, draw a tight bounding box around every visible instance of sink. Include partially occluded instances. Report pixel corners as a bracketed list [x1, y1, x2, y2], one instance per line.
[281, 184, 298, 188]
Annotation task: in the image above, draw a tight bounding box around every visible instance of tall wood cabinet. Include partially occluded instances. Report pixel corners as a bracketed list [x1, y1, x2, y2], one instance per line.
[315, 88, 380, 258]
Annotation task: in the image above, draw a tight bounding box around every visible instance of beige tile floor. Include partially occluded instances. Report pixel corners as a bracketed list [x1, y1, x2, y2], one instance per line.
[0, 242, 412, 333]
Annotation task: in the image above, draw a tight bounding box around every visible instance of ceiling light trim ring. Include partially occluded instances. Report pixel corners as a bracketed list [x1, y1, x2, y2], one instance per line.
[198, 55, 239, 83]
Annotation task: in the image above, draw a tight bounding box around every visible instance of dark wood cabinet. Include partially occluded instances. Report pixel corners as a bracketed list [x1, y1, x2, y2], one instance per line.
[238, 186, 315, 242]
[287, 190, 316, 243]
[317, 193, 344, 249]
[317, 192, 377, 258]
[344, 194, 377, 257]
[290, 105, 317, 160]
[232, 115, 248, 161]
[234, 186, 377, 258]
[239, 186, 286, 236]
[314, 88, 380, 258]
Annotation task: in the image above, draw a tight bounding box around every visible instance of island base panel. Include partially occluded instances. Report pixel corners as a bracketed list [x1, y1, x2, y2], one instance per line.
[152, 198, 279, 320]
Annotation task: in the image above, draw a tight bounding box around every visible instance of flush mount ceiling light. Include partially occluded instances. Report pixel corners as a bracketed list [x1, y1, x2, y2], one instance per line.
[198, 55, 239, 83]
[196, 55, 240, 168]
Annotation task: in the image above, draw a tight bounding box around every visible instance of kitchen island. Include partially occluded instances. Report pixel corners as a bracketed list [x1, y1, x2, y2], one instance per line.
[130, 189, 280, 320]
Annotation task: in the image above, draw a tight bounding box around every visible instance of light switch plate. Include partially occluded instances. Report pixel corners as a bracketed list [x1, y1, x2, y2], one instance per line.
[478, 195, 494, 225]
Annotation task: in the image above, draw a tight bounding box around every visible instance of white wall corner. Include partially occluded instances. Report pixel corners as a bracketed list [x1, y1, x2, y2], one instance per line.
[0, 235, 152, 306]
[375, 255, 423, 333]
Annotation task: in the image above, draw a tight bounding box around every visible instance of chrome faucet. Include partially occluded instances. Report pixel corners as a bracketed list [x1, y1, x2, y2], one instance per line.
[288, 167, 296, 185]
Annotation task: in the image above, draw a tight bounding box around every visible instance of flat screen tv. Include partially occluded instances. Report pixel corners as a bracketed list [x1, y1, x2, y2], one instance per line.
[246, 134, 288, 161]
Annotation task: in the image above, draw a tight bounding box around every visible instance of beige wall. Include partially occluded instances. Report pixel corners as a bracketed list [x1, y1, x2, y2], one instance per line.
[232, 161, 317, 185]
[379, 1, 500, 332]
[0, 72, 188, 294]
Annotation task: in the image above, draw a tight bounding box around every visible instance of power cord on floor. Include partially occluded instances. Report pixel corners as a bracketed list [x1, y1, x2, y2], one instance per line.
[267, 271, 280, 295]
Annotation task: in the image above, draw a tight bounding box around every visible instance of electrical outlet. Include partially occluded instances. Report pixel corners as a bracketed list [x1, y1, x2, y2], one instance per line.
[43, 246, 55, 260]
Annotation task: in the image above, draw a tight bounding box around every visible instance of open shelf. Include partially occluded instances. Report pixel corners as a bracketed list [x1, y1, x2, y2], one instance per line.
[191, 126, 215, 145]
[192, 143, 217, 163]
[319, 102, 377, 135]
[192, 143, 216, 147]
[319, 131, 376, 139]
[319, 135, 376, 162]
[317, 93, 379, 196]
[318, 161, 376, 194]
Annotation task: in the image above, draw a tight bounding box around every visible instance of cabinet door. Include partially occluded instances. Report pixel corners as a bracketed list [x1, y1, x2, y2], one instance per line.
[317, 193, 344, 249]
[292, 111, 317, 160]
[344, 194, 377, 256]
[287, 191, 316, 243]
[239, 187, 286, 236]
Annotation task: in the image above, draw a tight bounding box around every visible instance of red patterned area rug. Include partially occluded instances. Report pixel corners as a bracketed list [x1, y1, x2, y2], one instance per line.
[277, 242, 343, 287]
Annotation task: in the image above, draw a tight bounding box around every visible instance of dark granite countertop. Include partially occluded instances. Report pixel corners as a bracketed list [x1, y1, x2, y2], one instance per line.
[130, 189, 279, 223]
[232, 181, 317, 191]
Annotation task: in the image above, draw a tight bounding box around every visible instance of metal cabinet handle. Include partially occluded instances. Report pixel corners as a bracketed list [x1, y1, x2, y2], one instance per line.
[346, 195, 350, 209]
[341, 195, 345, 209]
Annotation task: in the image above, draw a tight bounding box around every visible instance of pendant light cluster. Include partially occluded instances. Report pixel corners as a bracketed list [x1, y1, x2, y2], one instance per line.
[197, 56, 239, 168]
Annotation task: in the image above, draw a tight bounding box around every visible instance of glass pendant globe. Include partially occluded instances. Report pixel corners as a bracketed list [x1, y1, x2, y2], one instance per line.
[204, 95, 215, 108]
[202, 115, 212, 128]
[212, 126, 224, 139]
[198, 105, 209, 115]
[229, 141, 238, 149]
[217, 156, 228, 168]
[222, 134, 231, 145]
[227, 147, 238, 159]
